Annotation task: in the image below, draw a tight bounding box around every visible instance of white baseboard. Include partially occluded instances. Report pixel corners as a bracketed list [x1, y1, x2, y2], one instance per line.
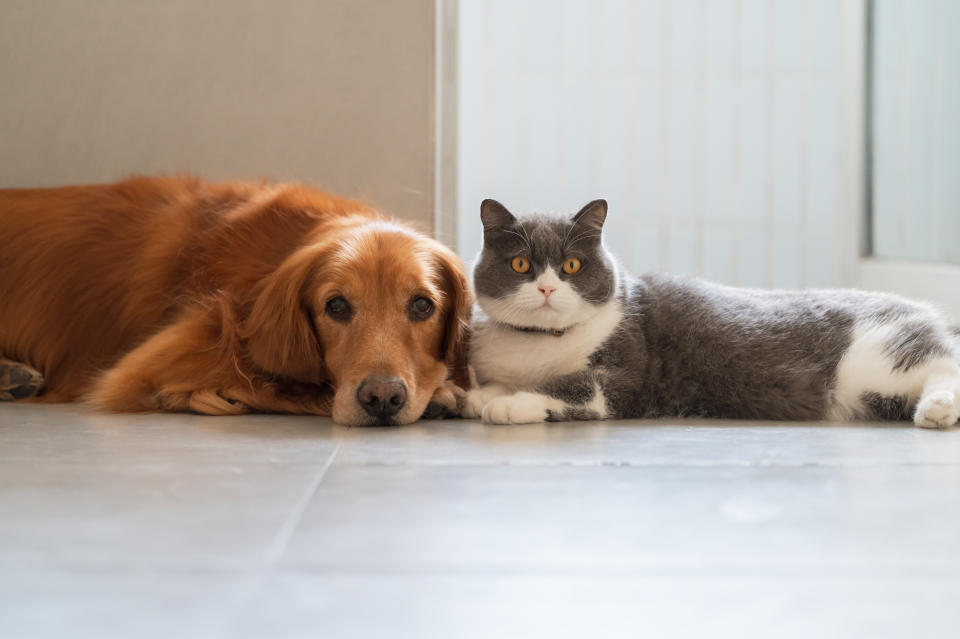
[859, 258, 960, 323]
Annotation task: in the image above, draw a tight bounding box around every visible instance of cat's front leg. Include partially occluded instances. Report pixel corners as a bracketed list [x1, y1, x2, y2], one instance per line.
[480, 390, 610, 424]
[482, 391, 559, 424]
[462, 383, 511, 418]
[478, 371, 611, 425]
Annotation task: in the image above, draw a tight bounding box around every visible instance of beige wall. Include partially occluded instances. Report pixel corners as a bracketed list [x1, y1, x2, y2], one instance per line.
[0, 0, 436, 229]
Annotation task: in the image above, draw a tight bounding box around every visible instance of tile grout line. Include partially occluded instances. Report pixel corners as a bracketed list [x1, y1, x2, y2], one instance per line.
[325, 459, 960, 469]
[208, 440, 343, 639]
[260, 440, 343, 568]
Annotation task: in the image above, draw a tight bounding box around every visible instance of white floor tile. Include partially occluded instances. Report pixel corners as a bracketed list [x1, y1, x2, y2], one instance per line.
[336, 418, 960, 466]
[227, 573, 960, 639]
[0, 570, 241, 639]
[2, 403, 959, 638]
[281, 463, 960, 575]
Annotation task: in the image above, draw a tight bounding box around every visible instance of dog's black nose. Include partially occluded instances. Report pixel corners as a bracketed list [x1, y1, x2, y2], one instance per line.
[357, 377, 407, 418]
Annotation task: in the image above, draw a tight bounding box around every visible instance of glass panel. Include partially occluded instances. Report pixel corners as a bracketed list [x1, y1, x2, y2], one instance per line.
[872, 0, 960, 264]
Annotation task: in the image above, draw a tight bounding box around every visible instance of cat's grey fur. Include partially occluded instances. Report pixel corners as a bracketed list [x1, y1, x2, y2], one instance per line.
[464, 199, 960, 427]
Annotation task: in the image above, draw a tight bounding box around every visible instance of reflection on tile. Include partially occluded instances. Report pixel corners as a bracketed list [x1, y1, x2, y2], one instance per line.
[336, 419, 960, 466]
[229, 573, 960, 639]
[0, 570, 240, 639]
[0, 405, 340, 569]
[283, 464, 960, 574]
[0, 404, 344, 466]
[0, 460, 327, 569]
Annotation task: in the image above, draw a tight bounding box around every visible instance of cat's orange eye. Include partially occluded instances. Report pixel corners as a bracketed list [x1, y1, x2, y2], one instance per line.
[511, 256, 530, 273]
[562, 258, 582, 274]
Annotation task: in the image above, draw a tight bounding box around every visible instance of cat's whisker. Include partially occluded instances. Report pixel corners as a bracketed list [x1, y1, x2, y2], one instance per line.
[561, 216, 580, 250]
[501, 228, 532, 251]
[516, 219, 533, 250]
[566, 232, 602, 249]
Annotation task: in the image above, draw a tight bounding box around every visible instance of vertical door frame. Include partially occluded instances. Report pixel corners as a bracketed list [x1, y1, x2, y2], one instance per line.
[434, 0, 459, 250]
[856, 0, 960, 320]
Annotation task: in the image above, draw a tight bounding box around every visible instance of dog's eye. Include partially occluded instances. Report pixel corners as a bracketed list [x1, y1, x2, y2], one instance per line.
[325, 296, 352, 321]
[409, 296, 435, 321]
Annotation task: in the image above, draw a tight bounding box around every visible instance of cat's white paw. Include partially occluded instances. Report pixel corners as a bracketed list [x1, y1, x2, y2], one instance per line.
[463, 384, 508, 419]
[481, 392, 549, 425]
[914, 390, 960, 428]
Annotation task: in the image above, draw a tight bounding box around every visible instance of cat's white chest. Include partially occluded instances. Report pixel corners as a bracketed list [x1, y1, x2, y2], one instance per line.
[470, 301, 623, 388]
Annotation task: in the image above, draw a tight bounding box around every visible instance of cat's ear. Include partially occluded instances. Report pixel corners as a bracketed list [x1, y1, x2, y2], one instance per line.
[480, 199, 516, 231]
[572, 199, 608, 231]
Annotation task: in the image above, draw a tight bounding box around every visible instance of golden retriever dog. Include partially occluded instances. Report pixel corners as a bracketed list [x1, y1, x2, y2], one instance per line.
[0, 176, 471, 425]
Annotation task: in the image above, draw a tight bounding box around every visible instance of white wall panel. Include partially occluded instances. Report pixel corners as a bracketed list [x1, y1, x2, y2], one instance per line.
[457, 0, 851, 287]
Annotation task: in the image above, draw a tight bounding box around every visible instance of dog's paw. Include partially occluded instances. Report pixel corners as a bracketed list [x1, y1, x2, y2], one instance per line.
[481, 392, 549, 425]
[462, 391, 484, 419]
[914, 390, 959, 428]
[422, 380, 468, 419]
[188, 389, 251, 416]
[0, 359, 44, 401]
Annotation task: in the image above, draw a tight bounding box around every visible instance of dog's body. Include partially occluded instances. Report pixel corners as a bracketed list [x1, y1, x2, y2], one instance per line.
[0, 176, 470, 425]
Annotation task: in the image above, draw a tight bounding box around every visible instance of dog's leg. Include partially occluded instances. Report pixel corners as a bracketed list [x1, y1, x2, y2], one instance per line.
[0, 357, 45, 401]
[87, 312, 333, 416]
[154, 388, 252, 416]
[421, 379, 468, 419]
[213, 383, 333, 416]
[86, 312, 253, 415]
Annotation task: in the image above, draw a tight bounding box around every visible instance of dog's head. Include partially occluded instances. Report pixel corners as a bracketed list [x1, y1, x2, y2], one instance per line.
[243, 218, 471, 425]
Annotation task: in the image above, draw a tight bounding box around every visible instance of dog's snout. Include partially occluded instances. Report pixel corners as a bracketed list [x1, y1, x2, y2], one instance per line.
[356, 377, 408, 419]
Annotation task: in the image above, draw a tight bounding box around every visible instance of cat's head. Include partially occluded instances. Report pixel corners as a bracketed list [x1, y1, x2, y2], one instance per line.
[473, 199, 616, 330]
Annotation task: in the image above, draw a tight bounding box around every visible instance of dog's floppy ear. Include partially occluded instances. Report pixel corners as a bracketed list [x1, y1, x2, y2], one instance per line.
[241, 245, 324, 382]
[434, 245, 473, 389]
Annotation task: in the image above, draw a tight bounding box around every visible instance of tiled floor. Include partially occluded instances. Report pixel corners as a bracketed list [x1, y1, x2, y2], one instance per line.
[1, 404, 958, 638]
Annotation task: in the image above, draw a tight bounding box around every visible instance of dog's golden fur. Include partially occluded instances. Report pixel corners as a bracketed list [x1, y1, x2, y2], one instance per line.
[0, 176, 470, 425]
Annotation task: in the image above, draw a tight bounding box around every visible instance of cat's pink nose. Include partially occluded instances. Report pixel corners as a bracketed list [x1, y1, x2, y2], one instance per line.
[538, 284, 556, 298]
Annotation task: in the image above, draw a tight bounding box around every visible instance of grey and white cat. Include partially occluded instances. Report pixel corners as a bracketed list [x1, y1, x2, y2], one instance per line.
[464, 199, 960, 428]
